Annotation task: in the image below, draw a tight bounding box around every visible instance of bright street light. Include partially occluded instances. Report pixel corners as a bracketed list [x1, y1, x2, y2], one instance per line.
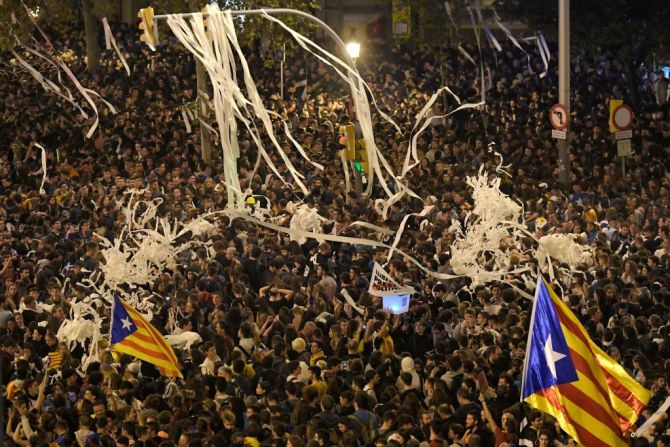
[346, 41, 360, 60]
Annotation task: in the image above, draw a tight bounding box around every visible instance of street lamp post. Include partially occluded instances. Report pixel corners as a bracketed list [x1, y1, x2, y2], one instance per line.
[346, 41, 360, 60]
[278, 43, 286, 99]
[345, 40, 362, 194]
[558, 0, 571, 188]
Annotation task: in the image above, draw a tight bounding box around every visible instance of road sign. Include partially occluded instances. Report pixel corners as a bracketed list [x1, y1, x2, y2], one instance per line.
[552, 129, 567, 140]
[392, 0, 411, 39]
[609, 99, 623, 133]
[615, 130, 633, 140]
[612, 104, 634, 131]
[617, 139, 632, 157]
[549, 103, 569, 131]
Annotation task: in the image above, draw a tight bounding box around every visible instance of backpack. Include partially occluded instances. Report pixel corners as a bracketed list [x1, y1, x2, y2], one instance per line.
[348, 411, 377, 445]
[235, 342, 257, 362]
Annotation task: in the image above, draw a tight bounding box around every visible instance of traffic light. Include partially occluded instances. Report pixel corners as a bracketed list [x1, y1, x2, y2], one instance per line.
[138, 7, 157, 49]
[203, 4, 217, 30]
[356, 139, 368, 174]
[338, 123, 369, 173]
[339, 123, 356, 160]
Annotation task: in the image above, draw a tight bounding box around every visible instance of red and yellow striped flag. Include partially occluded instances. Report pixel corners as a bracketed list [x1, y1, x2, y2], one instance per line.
[110, 294, 182, 378]
[521, 278, 651, 447]
[48, 352, 63, 370]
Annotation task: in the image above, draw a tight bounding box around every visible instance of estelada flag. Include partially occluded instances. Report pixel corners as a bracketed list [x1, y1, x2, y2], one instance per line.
[48, 352, 63, 370]
[521, 277, 651, 447]
[110, 294, 182, 378]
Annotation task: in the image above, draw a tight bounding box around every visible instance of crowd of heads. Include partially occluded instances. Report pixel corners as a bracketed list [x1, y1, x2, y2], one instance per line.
[2, 10, 670, 447]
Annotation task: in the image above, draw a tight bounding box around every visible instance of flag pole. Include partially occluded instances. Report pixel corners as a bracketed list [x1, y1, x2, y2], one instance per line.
[520, 274, 542, 402]
[109, 293, 116, 342]
[518, 273, 541, 442]
[518, 401, 526, 441]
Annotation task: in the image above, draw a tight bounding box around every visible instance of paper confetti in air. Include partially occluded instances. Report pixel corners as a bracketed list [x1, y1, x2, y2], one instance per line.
[166, 7, 310, 207]
[287, 202, 328, 245]
[57, 299, 103, 370]
[536, 234, 593, 269]
[444, 162, 594, 291]
[33, 142, 48, 194]
[95, 190, 216, 291]
[62, 190, 221, 367]
[166, 331, 203, 351]
[449, 168, 530, 286]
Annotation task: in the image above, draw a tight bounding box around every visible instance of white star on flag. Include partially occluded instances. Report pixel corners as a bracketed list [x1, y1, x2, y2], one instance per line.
[543, 334, 566, 379]
[121, 317, 133, 331]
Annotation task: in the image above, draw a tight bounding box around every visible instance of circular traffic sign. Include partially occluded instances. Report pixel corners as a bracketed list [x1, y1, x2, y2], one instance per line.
[549, 103, 569, 131]
[612, 104, 634, 130]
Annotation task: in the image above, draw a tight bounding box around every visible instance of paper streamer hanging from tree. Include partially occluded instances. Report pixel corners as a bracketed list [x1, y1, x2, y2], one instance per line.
[166, 8, 311, 207]
[12, 1, 117, 139]
[102, 17, 131, 76]
[474, 0, 502, 52]
[149, 7, 486, 220]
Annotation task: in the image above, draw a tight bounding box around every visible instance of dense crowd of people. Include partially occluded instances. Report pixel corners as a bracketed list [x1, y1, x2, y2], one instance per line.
[2, 9, 670, 447]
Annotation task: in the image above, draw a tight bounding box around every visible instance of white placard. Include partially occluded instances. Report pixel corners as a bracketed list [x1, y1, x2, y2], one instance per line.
[368, 262, 416, 297]
[552, 129, 567, 140]
[615, 130, 632, 140]
[617, 139, 632, 157]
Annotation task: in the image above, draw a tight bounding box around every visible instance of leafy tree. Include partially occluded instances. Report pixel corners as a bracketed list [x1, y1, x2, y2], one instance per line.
[0, 1, 72, 51]
[152, 0, 320, 57]
[1, 0, 321, 162]
[391, 0, 471, 49]
[145, 0, 320, 164]
[1, 0, 116, 72]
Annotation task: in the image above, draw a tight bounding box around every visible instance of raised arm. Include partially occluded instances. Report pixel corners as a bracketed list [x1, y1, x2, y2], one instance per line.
[106, 376, 119, 414]
[17, 400, 35, 441]
[13, 424, 29, 447]
[34, 370, 49, 412]
[6, 406, 16, 438]
[275, 287, 295, 298]
[133, 399, 145, 426]
[479, 393, 500, 433]
[260, 315, 276, 338]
